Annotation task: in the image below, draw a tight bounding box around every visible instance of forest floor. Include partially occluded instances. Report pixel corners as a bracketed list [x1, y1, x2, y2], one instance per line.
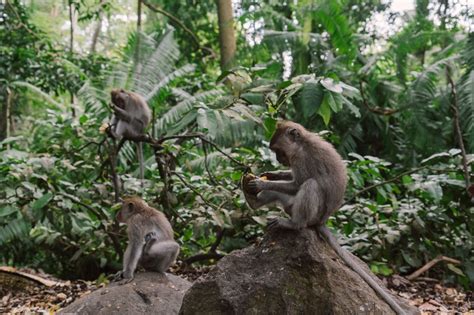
[0, 265, 472, 314]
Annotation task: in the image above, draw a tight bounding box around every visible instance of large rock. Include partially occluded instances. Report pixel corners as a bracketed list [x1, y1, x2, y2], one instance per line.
[180, 228, 418, 315]
[60, 273, 191, 315]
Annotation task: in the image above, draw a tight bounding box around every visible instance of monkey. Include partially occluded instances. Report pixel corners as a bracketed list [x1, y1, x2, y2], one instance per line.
[244, 120, 406, 315]
[115, 196, 179, 283]
[109, 89, 152, 183]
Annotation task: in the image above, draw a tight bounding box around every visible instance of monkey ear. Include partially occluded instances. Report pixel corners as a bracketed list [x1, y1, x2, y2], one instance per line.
[288, 128, 300, 140]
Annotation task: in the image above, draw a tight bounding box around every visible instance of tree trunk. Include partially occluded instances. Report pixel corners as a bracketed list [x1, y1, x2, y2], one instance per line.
[69, 1, 76, 117]
[216, 0, 236, 71]
[90, 0, 106, 54]
[0, 88, 11, 142]
[69, 0, 74, 54]
[135, 0, 142, 61]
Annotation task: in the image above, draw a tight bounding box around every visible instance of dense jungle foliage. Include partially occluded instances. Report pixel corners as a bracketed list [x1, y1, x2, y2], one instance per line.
[0, 0, 473, 288]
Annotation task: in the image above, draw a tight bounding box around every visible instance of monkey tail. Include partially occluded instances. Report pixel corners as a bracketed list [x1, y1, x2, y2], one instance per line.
[138, 142, 145, 186]
[318, 226, 406, 315]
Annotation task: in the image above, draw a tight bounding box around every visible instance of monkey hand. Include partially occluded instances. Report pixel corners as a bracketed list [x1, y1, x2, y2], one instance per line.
[267, 217, 282, 230]
[246, 179, 263, 195]
[259, 172, 277, 180]
[144, 231, 156, 243]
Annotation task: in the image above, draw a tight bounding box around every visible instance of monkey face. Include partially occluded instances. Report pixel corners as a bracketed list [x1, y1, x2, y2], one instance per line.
[111, 89, 129, 109]
[273, 148, 290, 166]
[116, 202, 135, 223]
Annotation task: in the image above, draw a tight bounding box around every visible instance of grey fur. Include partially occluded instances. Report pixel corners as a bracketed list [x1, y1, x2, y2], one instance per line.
[110, 89, 152, 184]
[116, 197, 179, 284]
[246, 121, 406, 315]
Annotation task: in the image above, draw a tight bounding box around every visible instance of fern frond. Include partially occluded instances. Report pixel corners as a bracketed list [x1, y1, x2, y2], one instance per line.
[145, 64, 196, 102]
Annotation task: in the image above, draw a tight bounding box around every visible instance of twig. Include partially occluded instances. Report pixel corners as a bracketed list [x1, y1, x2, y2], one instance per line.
[172, 171, 217, 210]
[77, 138, 106, 152]
[345, 166, 427, 205]
[446, 66, 471, 189]
[184, 228, 225, 265]
[58, 192, 123, 257]
[141, 0, 216, 58]
[406, 255, 461, 281]
[359, 81, 399, 115]
[183, 252, 224, 265]
[202, 139, 219, 186]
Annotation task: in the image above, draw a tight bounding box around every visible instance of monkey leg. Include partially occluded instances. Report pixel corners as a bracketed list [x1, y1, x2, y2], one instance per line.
[269, 179, 322, 230]
[141, 240, 180, 273]
[246, 190, 293, 210]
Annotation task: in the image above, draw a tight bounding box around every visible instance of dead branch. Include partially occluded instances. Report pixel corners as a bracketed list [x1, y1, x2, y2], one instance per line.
[406, 255, 461, 281]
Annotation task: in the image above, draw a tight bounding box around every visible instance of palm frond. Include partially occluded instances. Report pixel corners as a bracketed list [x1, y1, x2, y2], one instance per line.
[145, 64, 196, 102]
[11, 81, 63, 109]
[409, 56, 458, 105]
[0, 218, 31, 245]
[154, 89, 224, 135]
[133, 30, 180, 96]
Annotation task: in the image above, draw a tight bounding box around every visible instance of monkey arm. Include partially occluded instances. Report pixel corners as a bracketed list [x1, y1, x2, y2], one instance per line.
[260, 170, 293, 180]
[122, 240, 144, 279]
[111, 104, 133, 123]
[249, 179, 300, 195]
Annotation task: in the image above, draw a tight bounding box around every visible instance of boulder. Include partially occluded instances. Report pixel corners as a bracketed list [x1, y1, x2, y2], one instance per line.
[60, 273, 191, 315]
[180, 228, 418, 315]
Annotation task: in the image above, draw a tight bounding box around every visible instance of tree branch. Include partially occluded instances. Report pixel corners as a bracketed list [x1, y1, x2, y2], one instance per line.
[406, 255, 461, 281]
[345, 166, 427, 205]
[359, 81, 399, 115]
[141, 0, 216, 58]
[446, 66, 471, 189]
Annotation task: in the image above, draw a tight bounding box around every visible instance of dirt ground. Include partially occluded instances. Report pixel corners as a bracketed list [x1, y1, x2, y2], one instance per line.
[0, 265, 472, 314]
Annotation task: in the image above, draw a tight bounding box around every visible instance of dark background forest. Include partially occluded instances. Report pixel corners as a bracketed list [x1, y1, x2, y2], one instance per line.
[0, 0, 473, 294]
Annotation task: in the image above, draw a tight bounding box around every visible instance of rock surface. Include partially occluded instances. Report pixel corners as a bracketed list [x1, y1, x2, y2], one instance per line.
[59, 273, 191, 315]
[180, 228, 419, 315]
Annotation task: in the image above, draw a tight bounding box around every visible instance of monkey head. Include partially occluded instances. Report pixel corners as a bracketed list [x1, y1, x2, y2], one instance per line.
[269, 121, 304, 167]
[116, 196, 147, 223]
[111, 88, 130, 109]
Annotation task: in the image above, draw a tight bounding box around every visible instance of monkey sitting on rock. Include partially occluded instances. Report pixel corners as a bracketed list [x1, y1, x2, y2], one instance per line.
[115, 196, 179, 284]
[241, 120, 406, 315]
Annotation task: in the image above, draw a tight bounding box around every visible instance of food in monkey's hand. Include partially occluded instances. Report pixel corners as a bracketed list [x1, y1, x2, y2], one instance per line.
[99, 123, 110, 134]
[241, 173, 268, 208]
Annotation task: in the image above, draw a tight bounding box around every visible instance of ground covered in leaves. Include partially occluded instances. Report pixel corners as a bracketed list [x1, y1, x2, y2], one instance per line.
[1, 266, 472, 314]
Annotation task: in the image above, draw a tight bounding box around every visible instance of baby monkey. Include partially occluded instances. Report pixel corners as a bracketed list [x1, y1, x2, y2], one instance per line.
[115, 196, 179, 284]
[243, 121, 406, 315]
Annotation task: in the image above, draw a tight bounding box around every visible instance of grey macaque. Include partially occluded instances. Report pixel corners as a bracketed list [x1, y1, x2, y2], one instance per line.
[115, 196, 179, 284]
[244, 120, 406, 315]
[110, 89, 151, 182]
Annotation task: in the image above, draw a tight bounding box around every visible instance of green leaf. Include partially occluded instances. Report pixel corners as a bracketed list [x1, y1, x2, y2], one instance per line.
[0, 205, 17, 217]
[31, 193, 53, 211]
[318, 96, 332, 125]
[241, 92, 265, 105]
[325, 92, 342, 112]
[401, 250, 421, 267]
[447, 264, 465, 276]
[79, 115, 88, 124]
[320, 78, 343, 93]
[298, 81, 324, 118]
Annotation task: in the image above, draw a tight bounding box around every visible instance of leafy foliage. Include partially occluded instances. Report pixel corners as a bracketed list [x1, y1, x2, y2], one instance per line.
[0, 0, 472, 289]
